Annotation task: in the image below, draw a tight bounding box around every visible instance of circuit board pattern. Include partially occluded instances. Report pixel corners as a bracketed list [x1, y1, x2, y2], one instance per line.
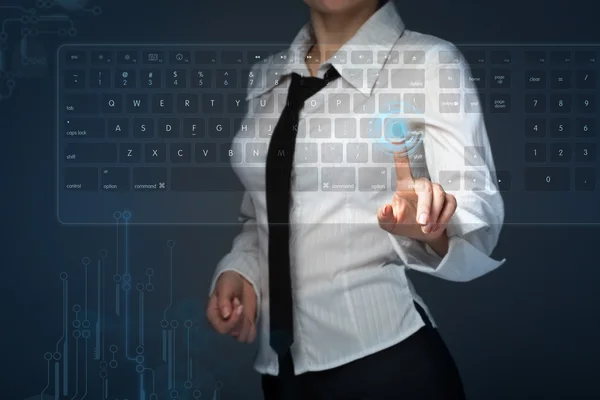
[1, 3, 231, 398]
[0, 0, 102, 101]
[32, 210, 226, 400]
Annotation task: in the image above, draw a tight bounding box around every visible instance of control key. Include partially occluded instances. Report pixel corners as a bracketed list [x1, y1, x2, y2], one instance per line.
[62, 167, 98, 190]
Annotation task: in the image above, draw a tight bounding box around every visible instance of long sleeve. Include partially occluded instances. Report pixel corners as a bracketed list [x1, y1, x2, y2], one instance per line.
[389, 42, 506, 282]
[208, 191, 262, 314]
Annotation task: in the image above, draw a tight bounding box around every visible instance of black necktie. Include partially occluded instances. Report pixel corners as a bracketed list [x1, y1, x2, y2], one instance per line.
[266, 66, 341, 361]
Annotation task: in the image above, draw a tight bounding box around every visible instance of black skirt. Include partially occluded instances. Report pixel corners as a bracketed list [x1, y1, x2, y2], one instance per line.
[262, 303, 467, 400]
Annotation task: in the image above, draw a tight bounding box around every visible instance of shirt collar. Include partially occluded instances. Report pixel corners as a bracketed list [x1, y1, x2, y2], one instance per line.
[246, 0, 405, 100]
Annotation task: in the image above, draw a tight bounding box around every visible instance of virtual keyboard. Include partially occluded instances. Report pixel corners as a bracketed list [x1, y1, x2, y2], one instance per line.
[57, 44, 599, 224]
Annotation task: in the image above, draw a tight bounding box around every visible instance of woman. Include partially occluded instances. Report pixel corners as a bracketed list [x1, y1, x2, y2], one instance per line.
[206, 0, 505, 398]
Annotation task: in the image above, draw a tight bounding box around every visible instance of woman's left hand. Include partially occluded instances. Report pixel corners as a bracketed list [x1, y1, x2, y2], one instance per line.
[377, 151, 457, 242]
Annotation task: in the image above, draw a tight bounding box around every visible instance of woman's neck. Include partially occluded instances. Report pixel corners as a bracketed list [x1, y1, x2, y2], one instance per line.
[308, 1, 380, 60]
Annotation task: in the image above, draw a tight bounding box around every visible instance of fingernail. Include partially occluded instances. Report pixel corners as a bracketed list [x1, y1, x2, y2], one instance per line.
[418, 213, 428, 225]
[222, 307, 231, 318]
[236, 305, 244, 316]
[382, 206, 388, 216]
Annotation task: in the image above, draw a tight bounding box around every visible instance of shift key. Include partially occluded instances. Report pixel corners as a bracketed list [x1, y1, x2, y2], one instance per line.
[64, 143, 118, 162]
[63, 94, 100, 114]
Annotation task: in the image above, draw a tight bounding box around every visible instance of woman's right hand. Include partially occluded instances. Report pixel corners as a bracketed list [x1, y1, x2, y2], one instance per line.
[206, 270, 258, 343]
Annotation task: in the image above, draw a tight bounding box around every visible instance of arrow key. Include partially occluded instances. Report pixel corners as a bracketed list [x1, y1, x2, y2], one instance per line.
[493, 170, 511, 191]
[464, 170, 487, 191]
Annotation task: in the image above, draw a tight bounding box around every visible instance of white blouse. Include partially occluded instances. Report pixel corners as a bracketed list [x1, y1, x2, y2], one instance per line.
[209, 0, 506, 376]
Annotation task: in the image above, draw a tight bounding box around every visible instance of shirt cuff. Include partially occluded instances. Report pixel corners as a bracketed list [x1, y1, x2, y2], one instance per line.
[208, 252, 262, 321]
[389, 207, 506, 282]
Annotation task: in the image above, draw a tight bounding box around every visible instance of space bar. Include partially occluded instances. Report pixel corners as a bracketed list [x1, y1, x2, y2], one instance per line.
[171, 167, 244, 191]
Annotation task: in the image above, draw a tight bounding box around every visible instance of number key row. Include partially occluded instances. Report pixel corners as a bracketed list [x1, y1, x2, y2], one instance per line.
[525, 118, 597, 137]
[525, 142, 596, 162]
[524, 93, 596, 113]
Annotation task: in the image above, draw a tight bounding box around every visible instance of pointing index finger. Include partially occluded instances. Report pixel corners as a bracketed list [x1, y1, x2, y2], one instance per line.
[392, 145, 415, 191]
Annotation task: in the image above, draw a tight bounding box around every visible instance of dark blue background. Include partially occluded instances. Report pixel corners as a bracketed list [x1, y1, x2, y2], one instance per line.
[1, 0, 599, 399]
